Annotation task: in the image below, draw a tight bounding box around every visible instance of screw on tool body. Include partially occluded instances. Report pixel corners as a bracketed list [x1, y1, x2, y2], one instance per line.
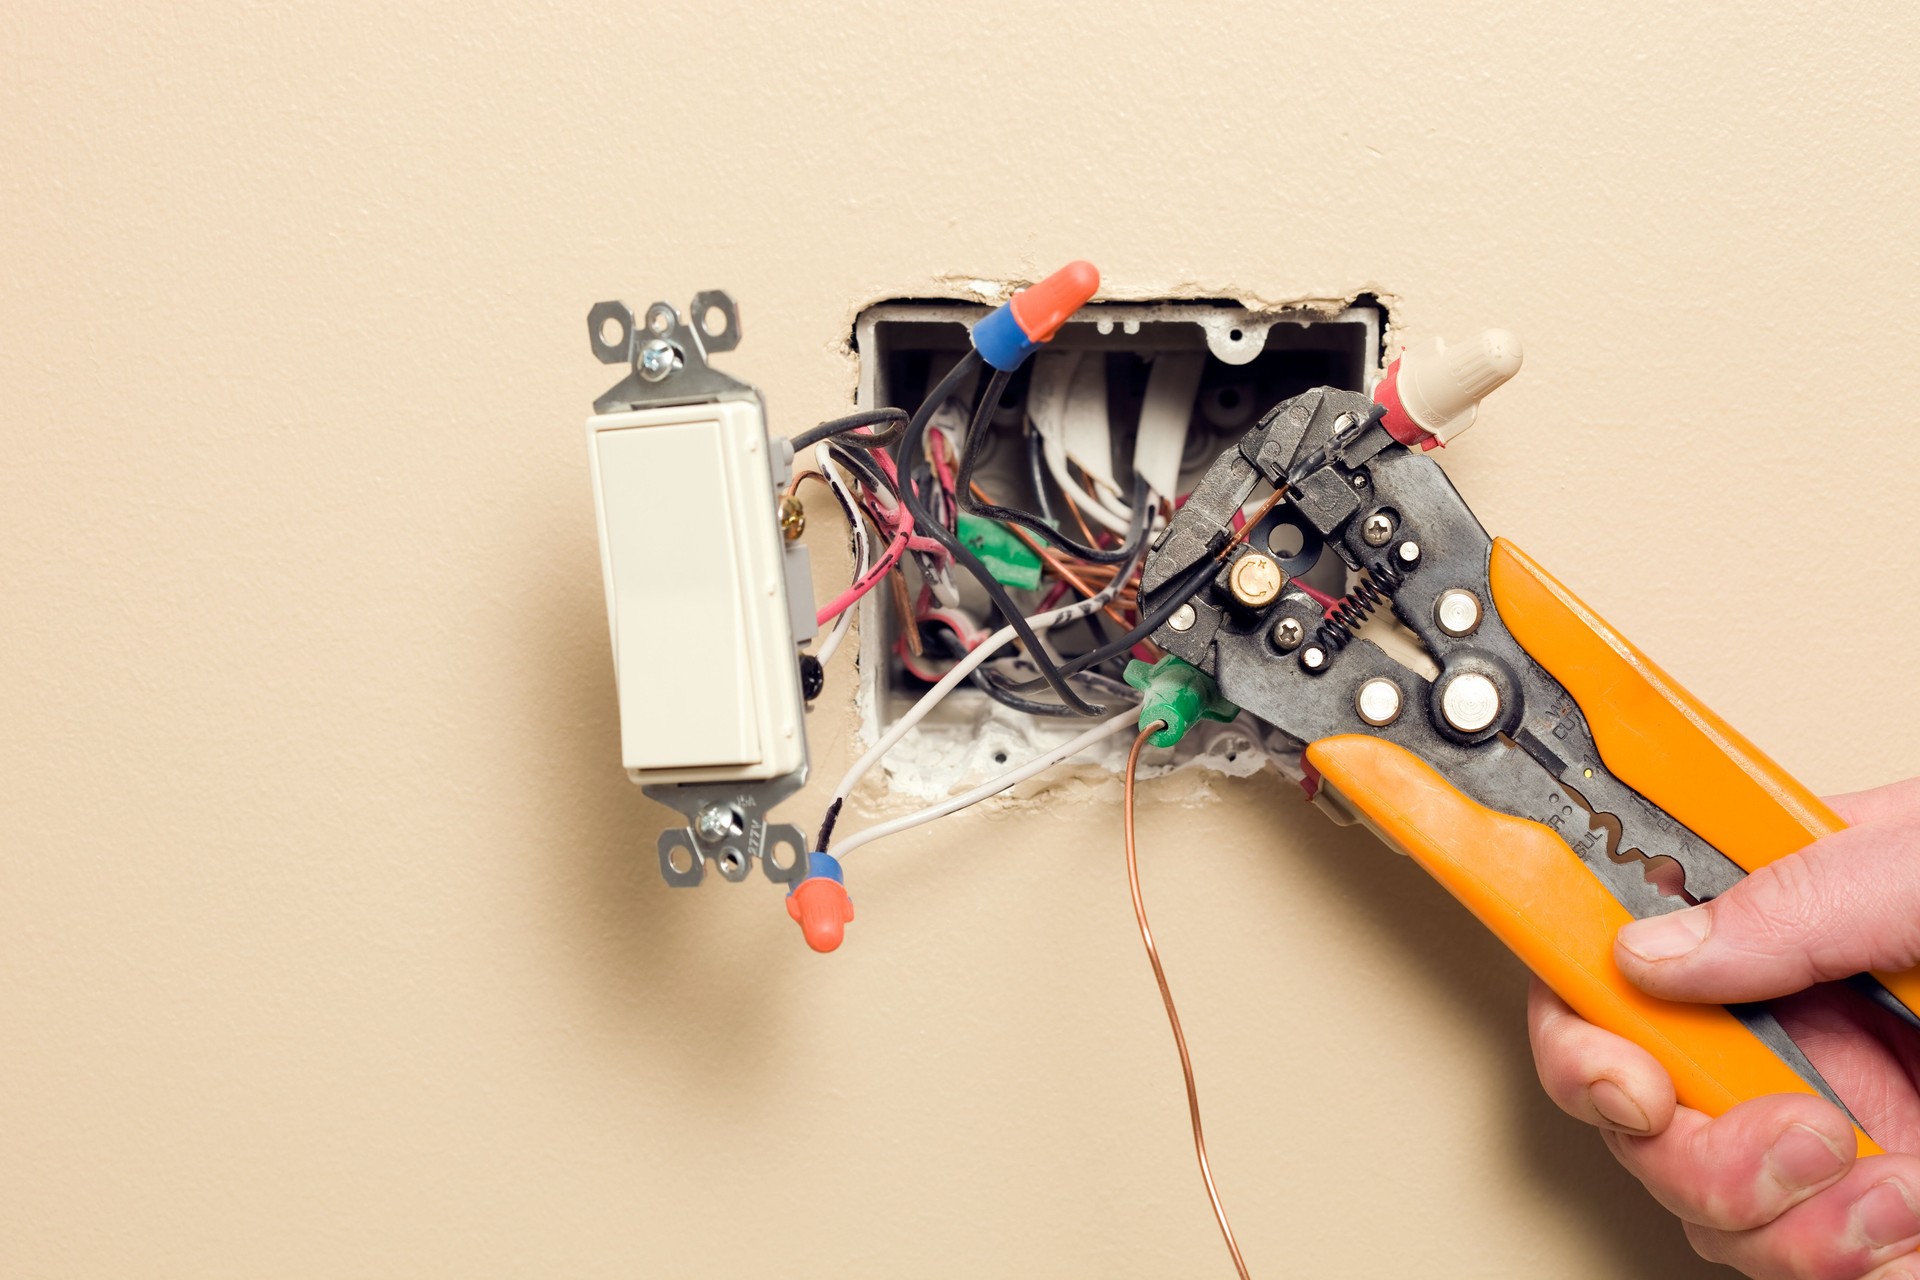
[1440, 672, 1501, 733]
[1435, 589, 1481, 637]
[1356, 677, 1403, 726]
[1228, 553, 1285, 607]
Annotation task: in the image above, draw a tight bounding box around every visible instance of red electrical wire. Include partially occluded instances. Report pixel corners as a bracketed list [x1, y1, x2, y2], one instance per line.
[816, 525, 910, 626]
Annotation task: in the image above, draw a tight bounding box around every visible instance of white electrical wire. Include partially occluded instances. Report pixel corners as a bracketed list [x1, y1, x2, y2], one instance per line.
[1043, 432, 1137, 534]
[1027, 352, 1138, 535]
[812, 442, 867, 668]
[823, 534, 1148, 816]
[830, 711, 1139, 858]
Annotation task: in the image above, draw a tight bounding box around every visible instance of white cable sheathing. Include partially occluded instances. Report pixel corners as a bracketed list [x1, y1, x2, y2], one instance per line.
[830, 712, 1138, 857]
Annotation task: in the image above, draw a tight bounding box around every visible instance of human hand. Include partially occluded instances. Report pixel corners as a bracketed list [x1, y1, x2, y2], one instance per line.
[1528, 778, 1920, 1278]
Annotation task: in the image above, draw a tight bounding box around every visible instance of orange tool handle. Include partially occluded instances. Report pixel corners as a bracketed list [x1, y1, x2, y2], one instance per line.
[1486, 538, 1920, 1024]
[1306, 735, 1883, 1156]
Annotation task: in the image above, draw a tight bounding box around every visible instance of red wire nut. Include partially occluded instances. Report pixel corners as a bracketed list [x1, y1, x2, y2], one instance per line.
[1009, 260, 1101, 344]
[786, 853, 855, 953]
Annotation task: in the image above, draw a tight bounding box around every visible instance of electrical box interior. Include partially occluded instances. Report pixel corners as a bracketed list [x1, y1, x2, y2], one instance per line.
[851, 299, 1385, 796]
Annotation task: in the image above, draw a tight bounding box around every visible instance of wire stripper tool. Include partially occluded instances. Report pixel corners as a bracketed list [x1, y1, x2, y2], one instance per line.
[1139, 332, 1920, 1156]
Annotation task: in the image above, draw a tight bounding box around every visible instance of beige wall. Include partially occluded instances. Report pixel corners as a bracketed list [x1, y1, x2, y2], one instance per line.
[6, 4, 1919, 1276]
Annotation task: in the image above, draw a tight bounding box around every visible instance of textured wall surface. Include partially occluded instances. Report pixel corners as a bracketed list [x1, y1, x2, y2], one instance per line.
[6, 4, 1920, 1276]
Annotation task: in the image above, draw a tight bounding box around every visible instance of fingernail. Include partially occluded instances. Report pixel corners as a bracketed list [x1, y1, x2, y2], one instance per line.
[1851, 1179, 1920, 1249]
[1589, 1079, 1651, 1134]
[1618, 907, 1711, 963]
[1764, 1123, 1848, 1193]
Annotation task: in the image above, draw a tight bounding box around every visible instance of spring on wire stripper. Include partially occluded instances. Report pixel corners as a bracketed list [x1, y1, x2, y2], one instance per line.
[1314, 560, 1407, 651]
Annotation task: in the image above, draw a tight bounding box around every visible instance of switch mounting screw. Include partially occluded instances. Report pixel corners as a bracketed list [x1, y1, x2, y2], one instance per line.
[693, 803, 738, 843]
[638, 338, 677, 382]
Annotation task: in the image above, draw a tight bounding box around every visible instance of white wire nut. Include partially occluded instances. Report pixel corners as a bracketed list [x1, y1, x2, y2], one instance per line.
[1387, 329, 1523, 447]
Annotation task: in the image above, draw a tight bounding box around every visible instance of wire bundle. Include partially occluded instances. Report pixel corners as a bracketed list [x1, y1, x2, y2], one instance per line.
[790, 350, 1162, 716]
[786, 347, 1278, 857]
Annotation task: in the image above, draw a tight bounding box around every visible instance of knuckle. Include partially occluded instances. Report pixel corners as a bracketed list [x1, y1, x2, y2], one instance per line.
[1736, 856, 1825, 933]
[1776, 1234, 1864, 1280]
[1727, 829, 1920, 980]
[1681, 1131, 1760, 1231]
[1720, 858, 1837, 978]
[1691, 1186, 1746, 1232]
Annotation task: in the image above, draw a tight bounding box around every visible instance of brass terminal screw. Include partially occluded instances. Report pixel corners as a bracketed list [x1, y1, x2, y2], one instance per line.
[779, 495, 806, 541]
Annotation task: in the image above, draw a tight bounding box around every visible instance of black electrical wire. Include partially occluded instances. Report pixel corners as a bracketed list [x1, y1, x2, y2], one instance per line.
[1079, 607, 1114, 656]
[923, 625, 1082, 718]
[909, 461, 946, 530]
[924, 626, 1134, 717]
[896, 351, 1103, 716]
[1024, 425, 1057, 524]
[1002, 549, 1223, 694]
[791, 408, 908, 453]
[976, 660, 1134, 717]
[815, 797, 845, 853]
[823, 445, 922, 561]
[955, 367, 1145, 565]
[1062, 552, 1221, 677]
[823, 439, 898, 500]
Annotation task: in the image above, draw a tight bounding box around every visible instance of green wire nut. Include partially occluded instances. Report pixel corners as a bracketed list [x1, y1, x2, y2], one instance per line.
[1123, 655, 1240, 748]
[955, 512, 1045, 591]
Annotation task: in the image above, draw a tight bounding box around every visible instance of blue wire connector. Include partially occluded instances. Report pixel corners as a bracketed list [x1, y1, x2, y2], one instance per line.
[970, 261, 1101, 371]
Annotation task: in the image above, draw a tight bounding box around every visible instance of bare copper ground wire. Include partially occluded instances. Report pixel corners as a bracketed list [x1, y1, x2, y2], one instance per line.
[1123, 724, 1253, 1280]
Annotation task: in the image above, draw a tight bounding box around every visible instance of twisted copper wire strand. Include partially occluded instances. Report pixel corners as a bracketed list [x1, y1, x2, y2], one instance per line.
[1124, 724, 1253, 1280]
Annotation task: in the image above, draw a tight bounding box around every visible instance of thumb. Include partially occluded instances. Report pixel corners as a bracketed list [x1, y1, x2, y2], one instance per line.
[1614, 819, 1920, 1003]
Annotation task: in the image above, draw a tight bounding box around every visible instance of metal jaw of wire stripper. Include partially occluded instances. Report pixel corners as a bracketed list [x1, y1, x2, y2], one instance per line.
[1139, 337, 1920, 1157]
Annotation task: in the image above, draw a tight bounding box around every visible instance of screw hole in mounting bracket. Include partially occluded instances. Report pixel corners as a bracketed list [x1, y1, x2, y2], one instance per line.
[764, 832, 802, 875]
[588, 289, 751, 412]
[587, 300, 634, 365]
[688, 290, 739, 352]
